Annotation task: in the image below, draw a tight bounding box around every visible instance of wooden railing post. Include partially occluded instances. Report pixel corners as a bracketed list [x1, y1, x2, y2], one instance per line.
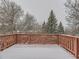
[0, 39, 2, 51]
[74, 38, 78, 58]
[77, 38, 79, 59]
[56, 34, 59, 45]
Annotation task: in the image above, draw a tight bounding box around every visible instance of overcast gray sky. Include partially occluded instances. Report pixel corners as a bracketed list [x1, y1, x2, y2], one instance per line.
[11, 0, 67, 25]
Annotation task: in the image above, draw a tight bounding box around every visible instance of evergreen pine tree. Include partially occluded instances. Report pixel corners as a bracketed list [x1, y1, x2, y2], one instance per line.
[47, 10, 57, 34]
[42, 21, 46, 33]
[58, 22, 64, 34]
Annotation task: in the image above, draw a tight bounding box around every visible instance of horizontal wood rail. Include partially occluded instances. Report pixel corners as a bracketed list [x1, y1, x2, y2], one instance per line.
[0, 33, 79, 59]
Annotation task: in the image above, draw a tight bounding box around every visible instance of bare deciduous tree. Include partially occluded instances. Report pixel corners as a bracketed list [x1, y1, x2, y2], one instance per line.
[65, 0, 79, 35]
[18, 13, 38, 33]
[0, 0, 23, 34]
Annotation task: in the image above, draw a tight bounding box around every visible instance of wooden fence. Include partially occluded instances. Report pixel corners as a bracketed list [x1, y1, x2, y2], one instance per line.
[58, 34, 78, 58]
[0, 34, 59, 51]
[16, 34, 59, 44]
[0, 34, 16, 51]
[0, 34, 79, 59]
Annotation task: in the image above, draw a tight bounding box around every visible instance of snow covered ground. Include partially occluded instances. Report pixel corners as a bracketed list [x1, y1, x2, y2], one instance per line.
[0, 44, 76, 59]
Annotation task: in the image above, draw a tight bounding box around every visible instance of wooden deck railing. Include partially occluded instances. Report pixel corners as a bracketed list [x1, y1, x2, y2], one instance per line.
[58, 34, 78, 58]
[0, 33, 79, 59]
[0, 34, 16, 51]
[16, 34, 59, 44]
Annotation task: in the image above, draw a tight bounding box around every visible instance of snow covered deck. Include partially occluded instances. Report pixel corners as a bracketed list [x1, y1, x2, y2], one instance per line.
[0, 44, 76, 59]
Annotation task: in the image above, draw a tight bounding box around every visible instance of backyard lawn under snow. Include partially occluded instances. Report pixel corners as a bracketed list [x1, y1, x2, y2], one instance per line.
[0, 44, 76, 59]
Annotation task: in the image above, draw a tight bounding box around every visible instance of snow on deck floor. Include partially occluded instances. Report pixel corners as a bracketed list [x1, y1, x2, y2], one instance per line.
[0, 44, 76, 59]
